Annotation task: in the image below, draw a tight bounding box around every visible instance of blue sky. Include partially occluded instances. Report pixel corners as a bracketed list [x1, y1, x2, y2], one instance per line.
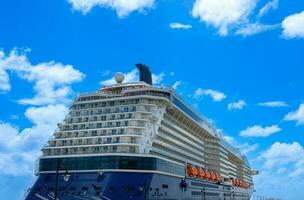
[0, 0, 304, 199]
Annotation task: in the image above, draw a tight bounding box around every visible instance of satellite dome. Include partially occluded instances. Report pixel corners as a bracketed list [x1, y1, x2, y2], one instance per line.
[114, 72, 124, 83]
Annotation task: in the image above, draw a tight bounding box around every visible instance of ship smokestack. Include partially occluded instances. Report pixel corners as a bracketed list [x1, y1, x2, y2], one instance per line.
[136, 64, 153, 85]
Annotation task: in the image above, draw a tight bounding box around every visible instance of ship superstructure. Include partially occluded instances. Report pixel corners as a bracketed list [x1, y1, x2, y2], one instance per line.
[25, 64, 255, 200]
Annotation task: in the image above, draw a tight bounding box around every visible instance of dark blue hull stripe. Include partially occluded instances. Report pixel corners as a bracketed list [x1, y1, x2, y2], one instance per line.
[25, 172, 252, 200]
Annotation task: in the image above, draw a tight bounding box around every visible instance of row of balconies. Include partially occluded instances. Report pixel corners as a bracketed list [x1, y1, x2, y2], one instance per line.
[64, 113, 136, 124]
[58, 120, 146, 132]
[47, 136, 141, 148]
[54, 128, 142, 139]
[72, 102, 154, 113]
[161, 120, 208, 152]
[164, 114, 216, 145]
[74, 98, 142, 107]
[61, 120, 130, 131]
[42, 144, 139, 156]
[64, 109, 153, 125]
[61, 117, 150, 130]
[73, 105, 136, 115]
[67, 105, 153, 119]
[205, 149, 220, 155]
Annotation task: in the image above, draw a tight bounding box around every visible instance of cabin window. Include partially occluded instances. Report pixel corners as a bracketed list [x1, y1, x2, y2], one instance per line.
[39, 156, 185, 176]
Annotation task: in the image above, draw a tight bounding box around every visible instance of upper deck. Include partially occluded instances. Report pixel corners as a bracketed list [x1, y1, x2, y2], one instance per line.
[96, 82, 245, 162]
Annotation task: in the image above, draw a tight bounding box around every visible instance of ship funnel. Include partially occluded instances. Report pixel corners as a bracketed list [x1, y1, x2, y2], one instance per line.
[136, 64, 153, 85]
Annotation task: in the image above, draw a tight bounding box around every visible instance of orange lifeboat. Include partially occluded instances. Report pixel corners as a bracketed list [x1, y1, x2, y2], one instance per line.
[198, 168, 205, 179]
[231, 178, 236, 186]
[210, 171, 216, 181]
[237, 179, 241, 187]
[187, 165, 195, 177]
[192, 166, 199, 177]
[201, 168, 207, 179]
[205, 170, 211, 180]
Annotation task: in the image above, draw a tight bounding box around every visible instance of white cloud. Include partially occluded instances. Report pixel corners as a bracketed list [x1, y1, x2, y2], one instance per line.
[257, 0, 279, 18]
[101, 70, 111, 77]
[194, 88, 205, 98]
[0, 151, 40, 176]
[100, 68, 164, 86]
[0, 49, 85, 105]
[25, 104, 68, 126]
[276, 167, 287, 174]
[194, 88, 226, 102]
[235, 22, 278, 36]
[169, 22, 192, 29]
[240, 125, 281, 137]
[0, 123, 20, 150]
[259, 142, 304, 177]
[284, 104, 304, 125]
[0, 47, 83, 176]
[228, 100, 246, 110]
[0, 67, 10, 92]
[192, 0, 257, 36]
[68, 0, 154, 17]
[172, 81, 183, 90]
[253, 169, 304, 199]
[152, 72, 165, 84]
[239, 142, 259, 154]
[0, 50, 10, 92]
[0, 105, 68, 151]
[258, 101, 289, 107]
[222, 135, 235, 144]
[282, 11, 304, 39]
[0, 105, 68, 176]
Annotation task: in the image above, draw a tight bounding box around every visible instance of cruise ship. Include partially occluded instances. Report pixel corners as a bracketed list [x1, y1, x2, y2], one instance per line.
[25, 64, 256, 200]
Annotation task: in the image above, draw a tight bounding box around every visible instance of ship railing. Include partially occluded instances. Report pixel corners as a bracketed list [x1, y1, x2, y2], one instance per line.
[49, 132, 142, 140]
[220, 139, 243, 159]
[199, 187, 250, 200]
[56, 125, 146, 133]
[76, 91, 101, 97]
[45, 139, 141, 148]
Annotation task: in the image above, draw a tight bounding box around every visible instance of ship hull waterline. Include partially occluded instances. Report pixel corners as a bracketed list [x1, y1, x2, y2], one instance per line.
[25, 171, 253, 200]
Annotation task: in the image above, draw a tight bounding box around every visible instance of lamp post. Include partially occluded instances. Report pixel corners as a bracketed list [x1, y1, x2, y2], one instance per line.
[54, 159, 70, 200]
